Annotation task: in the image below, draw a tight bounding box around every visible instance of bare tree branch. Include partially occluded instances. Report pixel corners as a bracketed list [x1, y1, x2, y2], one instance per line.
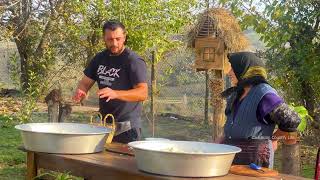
[313, 15, 320, 31]
[0, 0, 21, 10]
[34, 0, 64, 56]
[11, 0, 31, 40]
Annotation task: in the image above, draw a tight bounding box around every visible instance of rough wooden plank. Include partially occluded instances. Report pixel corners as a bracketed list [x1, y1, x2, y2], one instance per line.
[230, 165, 278, 177]
[34, 150, 309, 180]
[105, 143, 134, 156]
[36, 152, 159, 180]
[20, 145, 309, 180]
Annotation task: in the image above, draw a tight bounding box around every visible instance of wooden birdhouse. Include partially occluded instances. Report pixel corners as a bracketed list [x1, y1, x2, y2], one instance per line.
[187, 7, 250, 141]
[192, 13, 226, 71]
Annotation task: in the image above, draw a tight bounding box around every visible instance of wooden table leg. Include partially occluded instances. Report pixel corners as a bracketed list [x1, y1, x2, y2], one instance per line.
[27, 151, 38, 180]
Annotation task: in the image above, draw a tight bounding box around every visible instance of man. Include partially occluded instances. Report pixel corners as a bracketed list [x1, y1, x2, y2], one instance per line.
[73, 20, 148, 144]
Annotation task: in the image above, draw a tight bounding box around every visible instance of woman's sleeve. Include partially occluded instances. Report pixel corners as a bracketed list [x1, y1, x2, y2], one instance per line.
[257, 93, 283, 124]
[269, 102, 301, 132]
[257, 93, 301, 132]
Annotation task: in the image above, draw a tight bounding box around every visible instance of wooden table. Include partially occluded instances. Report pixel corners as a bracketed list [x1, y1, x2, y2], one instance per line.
[24, 145, 309, 180]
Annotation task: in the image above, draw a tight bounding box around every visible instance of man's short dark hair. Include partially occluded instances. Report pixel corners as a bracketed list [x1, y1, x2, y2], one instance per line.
[102, 20, 126, 34]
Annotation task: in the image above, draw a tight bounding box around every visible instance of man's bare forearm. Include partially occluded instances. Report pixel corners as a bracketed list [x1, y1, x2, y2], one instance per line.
[115, 85, 148, 102]
[76, 76, 95, 93]
[97, 83, 148, 102]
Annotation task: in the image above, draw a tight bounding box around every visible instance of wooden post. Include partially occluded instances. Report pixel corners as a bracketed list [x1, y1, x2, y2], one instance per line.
[281, 143, 301, 176]
[211, 70, 226, 141]
[45, 89, 62, 122]
[58, 103, 72, 122]
[27, 151, 37, 180]
[49, 101, 59, 122]
[204, 70, 209, 126]
[150, 51, 156, 137]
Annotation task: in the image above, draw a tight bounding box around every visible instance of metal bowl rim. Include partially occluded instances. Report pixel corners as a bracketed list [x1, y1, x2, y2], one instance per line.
[15, 122, 111, 135]
[128, 140, 242, 155]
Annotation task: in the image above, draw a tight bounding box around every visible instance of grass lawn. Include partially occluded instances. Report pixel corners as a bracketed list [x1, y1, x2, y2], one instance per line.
[0, 115, 26, 180]
[0, 113, 317, 179]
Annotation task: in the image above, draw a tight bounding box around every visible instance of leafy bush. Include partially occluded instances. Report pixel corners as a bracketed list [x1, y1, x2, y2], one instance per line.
[289, 104, 313, 132]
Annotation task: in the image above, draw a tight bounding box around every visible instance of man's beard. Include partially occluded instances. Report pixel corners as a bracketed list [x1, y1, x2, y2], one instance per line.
[108, 45, 124, 55]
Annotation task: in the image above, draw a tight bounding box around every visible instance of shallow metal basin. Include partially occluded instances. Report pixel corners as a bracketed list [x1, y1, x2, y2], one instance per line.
[129, 140, 241, 177]
[15, 123, 111, 154]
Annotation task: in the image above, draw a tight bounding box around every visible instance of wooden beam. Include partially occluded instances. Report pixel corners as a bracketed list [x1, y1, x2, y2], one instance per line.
[211, 70, 226, 141]
[204, 70, 210, 125]
[26, 151, 38, 180]
[151, 51, 156, 137]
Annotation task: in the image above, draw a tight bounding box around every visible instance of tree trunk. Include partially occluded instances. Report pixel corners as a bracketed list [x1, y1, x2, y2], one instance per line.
[11, 0, 31, 91]
[301, 81, 317, 119]
[15, 39, 30, 91]
[20, 55, 29, 91]
[85, 27, 100, 67]
[85, 44, 94, 68]
[281, 143, 301, 176]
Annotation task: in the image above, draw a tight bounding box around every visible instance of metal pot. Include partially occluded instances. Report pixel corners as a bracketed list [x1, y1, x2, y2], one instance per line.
[15, 123, 112, 154]
[128, 140, 241, 177]
[144, 137, 170, 141]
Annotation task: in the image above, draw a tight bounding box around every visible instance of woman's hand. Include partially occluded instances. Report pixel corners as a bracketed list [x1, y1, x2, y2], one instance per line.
[273, 129, 298, 145]
[212, 136, 224, 144]
[272, 140, 278, 151]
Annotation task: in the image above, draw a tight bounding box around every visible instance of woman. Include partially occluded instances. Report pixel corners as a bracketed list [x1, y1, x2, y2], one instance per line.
[219, 52, 301, 168]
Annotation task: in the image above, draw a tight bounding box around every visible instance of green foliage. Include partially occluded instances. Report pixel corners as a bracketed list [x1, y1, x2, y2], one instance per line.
[1, 0, 198, 123]
[116, 0, 197, 58]
[1, 1, 67, 122]
[219, 0, 320, 115]
[17, 65, 48, 123]
[57, 0, 108, 67]
[61, 0, 197, 65]
[289, 104, 313, 132]
[7, 53, 20, 88]
[0, 119, 26, 180]
[0, 114, 14, 128]
[35, 171, 77, 180]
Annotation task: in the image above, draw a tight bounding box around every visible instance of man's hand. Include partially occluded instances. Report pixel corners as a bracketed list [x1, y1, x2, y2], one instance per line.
[97, 83, 147, 102]
[73, 75, 95, 104]
[97, 87, 119, 102]
[72, 89, 87, 103]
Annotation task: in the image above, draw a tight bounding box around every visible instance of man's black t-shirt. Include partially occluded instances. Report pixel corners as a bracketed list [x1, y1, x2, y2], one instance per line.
[84, 48, 147, 128]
